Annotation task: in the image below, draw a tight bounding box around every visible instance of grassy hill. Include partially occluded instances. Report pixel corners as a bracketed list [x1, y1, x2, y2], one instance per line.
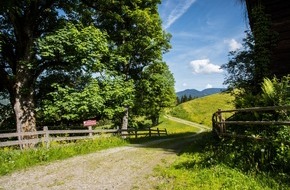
[155, 92, 289, 189]
[170, 92, 235, 127]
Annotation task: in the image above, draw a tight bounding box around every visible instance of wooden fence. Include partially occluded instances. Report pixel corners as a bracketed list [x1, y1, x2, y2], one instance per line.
[0, 127, 167, 148]
[212, 105, 290, 139]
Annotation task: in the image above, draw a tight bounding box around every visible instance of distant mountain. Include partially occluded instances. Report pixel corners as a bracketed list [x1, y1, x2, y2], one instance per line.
[176, 88, 226, 99]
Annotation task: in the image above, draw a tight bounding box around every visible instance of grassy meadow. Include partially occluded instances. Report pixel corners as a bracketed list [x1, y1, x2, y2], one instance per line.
[153, 131, 289, 190]
[152, 92, 290, 190]
[1, 92, 289, 189]
[170, 92, 235, 127]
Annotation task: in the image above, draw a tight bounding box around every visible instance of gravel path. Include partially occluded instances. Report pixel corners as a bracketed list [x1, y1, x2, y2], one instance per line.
[0, 117, 209, 190]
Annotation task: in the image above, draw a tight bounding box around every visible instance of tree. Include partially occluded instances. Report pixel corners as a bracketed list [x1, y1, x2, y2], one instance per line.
[97, 74, 135, 127]
[39, 80, 104, 125]
[87, 0, 171, 129]
[243, 0, 290, 78]
[135, 62, 176, 126]
[0, 90, 14, 130]
[222, 5, 277, 96]
[188, 95, 193, 101]
[176, 96, 181, 105]
[39, 75, 134, 126]
[0, 1, 108, 138]
[222, 30, 255, 92]
[0, 0, 172, 141]
[181, 95, 188, 103]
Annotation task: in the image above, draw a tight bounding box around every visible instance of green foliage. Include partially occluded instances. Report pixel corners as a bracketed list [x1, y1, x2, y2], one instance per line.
[222, 30, 255, 91]
[0, 91, 14, 130]
[177, 94, 195, 104]
[222, 77, 290, 174]
[98, 75, 135, 126]
[37, 23, 108, 71]
[135, 62, 176, 126]
[95, 0, 171, 78]
[39, 80, 104, 123]
[0, 137, 127, 176]
[261, 76, 290, 106]
[39, 75, 135, 125]
[0, 2, 110, 132]
[251, 5, 278, 90]
[222, 5, 278, 95]
[0, 0, 174, 134]
[92, 0, 172, 129]
[154, 132, 290, 189]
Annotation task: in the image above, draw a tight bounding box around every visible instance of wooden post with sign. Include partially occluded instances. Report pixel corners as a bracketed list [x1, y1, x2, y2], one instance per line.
[83, 119, 97, 137]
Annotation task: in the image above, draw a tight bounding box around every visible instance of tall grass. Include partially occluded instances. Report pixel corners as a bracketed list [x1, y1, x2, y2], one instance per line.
[170, 92, 235, 127]
[154, 132, 290, 190]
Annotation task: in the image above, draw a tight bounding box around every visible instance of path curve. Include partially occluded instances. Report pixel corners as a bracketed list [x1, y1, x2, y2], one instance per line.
[164, 115, 211, 132]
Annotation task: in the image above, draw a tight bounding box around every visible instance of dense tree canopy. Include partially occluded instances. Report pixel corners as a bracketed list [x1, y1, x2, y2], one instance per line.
[0, 0, 174, 136]
[88, 0, 171, 129]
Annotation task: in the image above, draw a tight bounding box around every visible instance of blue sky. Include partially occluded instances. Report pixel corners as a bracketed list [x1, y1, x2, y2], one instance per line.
[158, 0, 249, 92]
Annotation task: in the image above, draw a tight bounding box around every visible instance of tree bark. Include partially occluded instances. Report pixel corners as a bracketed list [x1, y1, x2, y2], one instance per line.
[121, 107, 129, 138]
[245, 0, 290, 78]
[12, 66, 37, 148]
[151, 115, 159, 127]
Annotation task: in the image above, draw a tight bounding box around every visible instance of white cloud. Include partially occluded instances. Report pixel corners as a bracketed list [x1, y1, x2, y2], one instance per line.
[225, 39, 242, 51]
[189, 59, 223, 74]
[163, 0, 197, 29]
[182, 83, 187, 87]
[206, 84, 213, 88]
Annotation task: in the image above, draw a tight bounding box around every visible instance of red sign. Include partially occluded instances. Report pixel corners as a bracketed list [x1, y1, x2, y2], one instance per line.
[83, 120, 97, 127]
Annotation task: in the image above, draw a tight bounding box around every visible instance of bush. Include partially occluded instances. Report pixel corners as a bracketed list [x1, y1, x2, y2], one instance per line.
[225, 76, 290, 173]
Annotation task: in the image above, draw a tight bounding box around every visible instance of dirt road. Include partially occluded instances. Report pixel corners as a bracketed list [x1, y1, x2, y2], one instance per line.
[0, 117, 209, 190]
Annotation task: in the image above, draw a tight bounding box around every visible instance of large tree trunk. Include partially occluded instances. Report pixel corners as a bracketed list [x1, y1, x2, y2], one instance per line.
[151, 115, 159, 127]
[121, 107, 129, 138]
[12, 67, 37, 148]
[245, 0, 290, 78]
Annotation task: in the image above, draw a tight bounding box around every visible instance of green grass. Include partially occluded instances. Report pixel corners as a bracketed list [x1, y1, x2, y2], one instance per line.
[0, 115, 200, 176]
[153, 132, 290, 190]
[155, 115, 200, 135]
[1, 91, 290, 189]
[152, 93, 290, 189]
[170, 92, 235, 127]
[0, 136, 128, 176]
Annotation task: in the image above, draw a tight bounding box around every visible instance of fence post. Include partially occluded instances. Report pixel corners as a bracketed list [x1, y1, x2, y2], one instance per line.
[43, 126, 50, 148]
[157, 128, 160, 136]
[149, 128, 151, 137]
[217, 108, 225, 134]
[135, 128, 137, 138]
[88, 126, 93, 137]
[17, 131, 23, 150]
[165, 128, 167, 136]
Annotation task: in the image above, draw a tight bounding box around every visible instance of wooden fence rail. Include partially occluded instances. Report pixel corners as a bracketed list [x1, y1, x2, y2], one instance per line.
[212, 105, 290, 139]
[0, 127, 167, 148]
